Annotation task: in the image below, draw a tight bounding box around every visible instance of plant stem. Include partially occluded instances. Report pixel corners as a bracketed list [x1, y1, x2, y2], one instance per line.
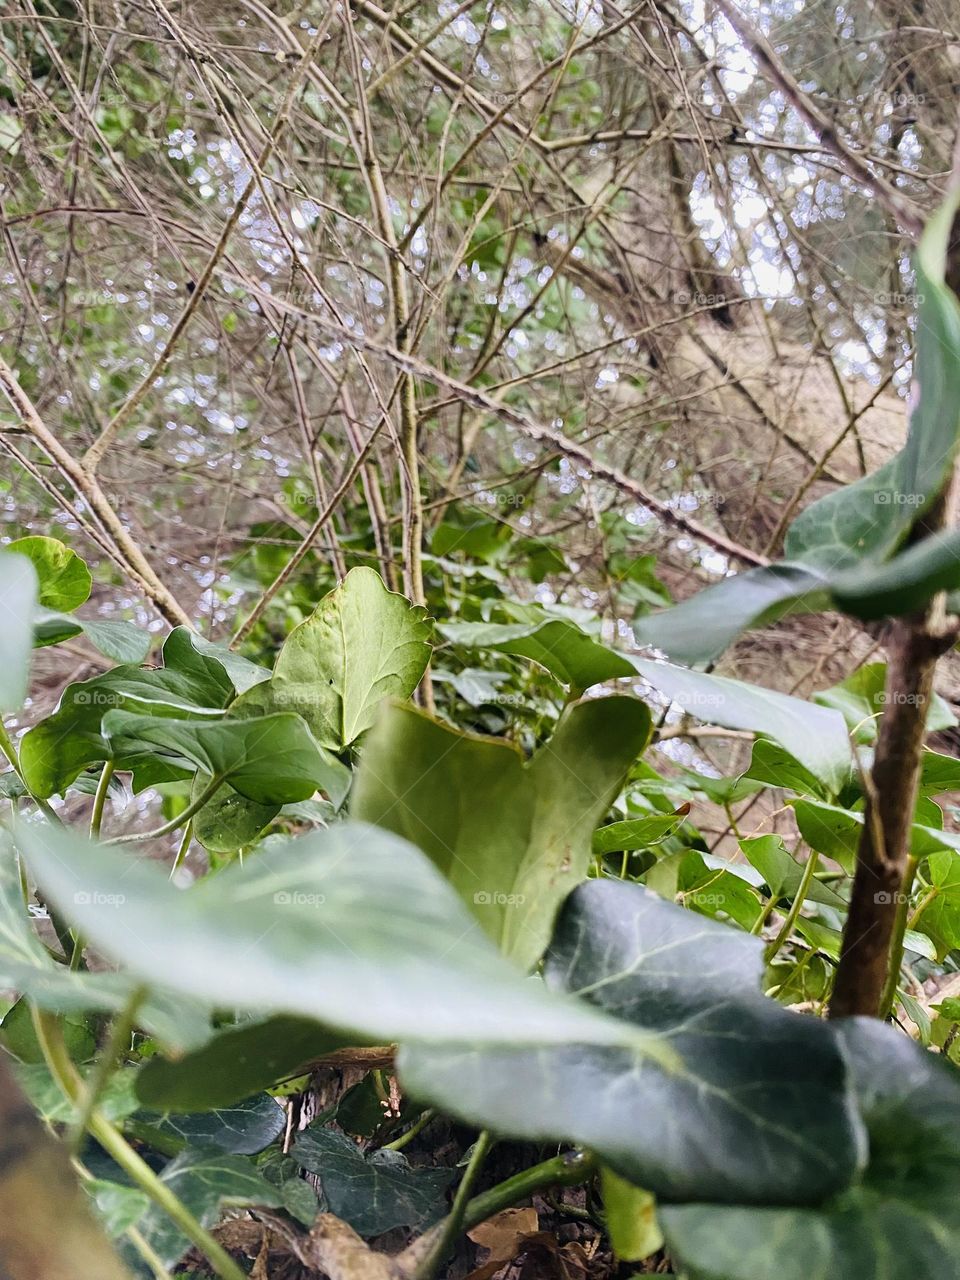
[908, 880, 939, 931]
[169, 820, 193, 878]
[103, 775, 224, 846]
[764, 848, 820, 964]
[69, 984, 146, 1154]
[383, 1107, 435, 1152]
[879, 855, 920, 1019]
[30, 1006, 247, 1280]
[90, 761, 115, 838]
[414, 1131, 493, 1280]
[460, 1149, 597, 1233]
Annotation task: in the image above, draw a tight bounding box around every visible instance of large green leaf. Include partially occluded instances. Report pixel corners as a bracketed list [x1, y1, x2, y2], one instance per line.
[352, 697, 651, 968]
[100, 710, 346, 805]
[0, 550, 37, 712]
[0, 836, 208, 1049]
[16, 821, 667, 1056]
[399, 879, 862, 1205]
[292, 1125, 452, 1237]
[235, 567, 431, 752]
[438, 616, 634, 689]
[660, 1018, 960, 1280]
[19, 630, 236, 797]
[632, 659, 852, 793]
[8, 535, 91, 610]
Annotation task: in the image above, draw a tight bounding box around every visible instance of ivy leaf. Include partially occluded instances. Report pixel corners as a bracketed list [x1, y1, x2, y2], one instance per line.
[438, 616, 634, 689]
[633, 659, 851, 793]
[33, 611, 151, 664]
[127, 1148, 282, 1269]
[86, 1180, 150, 1238]
[739, 836, 844, 908]
[660, 1019, 960, 1280]
[8, 535, 91, 610]
[132, 1094, 285, 1155]
[100, 710, 346, 805]
[633, 563, 830, 667]
[592, 813, 685, 855]
[136, 1016, 363, 1111]
[352, 697, 651, 969]
[0, 834, 208, 1050]
[17, 821, 668, 1057]
[399, 879, 862, 1205]
[916, 849, 960, 959]
[0, 551, 37, 712]
[235, 567, 431, 752]
[292, 1126, 453, 1237]
[814, 661, 956, 744]
[601, 1167, 662, 1262]
[19, 630, 237, 797]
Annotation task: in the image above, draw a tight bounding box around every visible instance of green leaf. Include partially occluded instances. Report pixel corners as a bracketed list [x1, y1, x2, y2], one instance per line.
[132, 1094, 285, 1155]
[352, 697, 652, 968]
[19, 630, 236, 797]
[292, 1125, 453, 1237]
[744, 739, 829, 797]
[128, 1148, 282, 1268]
[917, 848, 960, 959]
[601, 1167, 662, 1262]
[814, 661, 957, 745]
[633, 563, 829, 666]
[86, 1180, 150, 1238]
[33, 611, 151, 664]
[0, 551, 37, 711]
[660, 1018, 960, 1280]
[830, 525, 960, 620]
[739, 835, 844, 908]
[100, 710, 345, 805]
[0, 835, 208, 1050]
[190, 783, 284, 855]
[792, 799, 960, 875]
[235, 567, 431, 752]
[136, 1016, 359, 1111]
[8, 535, 91, 610]
[399, 879, 861, 1204]
[17, 821, 669, 1056]
[438, 616, 634, 689]
[632, 659, 851, 793]
[592, 812, 685, 855]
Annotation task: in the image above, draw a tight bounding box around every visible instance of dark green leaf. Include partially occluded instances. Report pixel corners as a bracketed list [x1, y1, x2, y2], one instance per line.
[293, 1126, 452, 1237]
[438, 616, 634, 688]
[660, 1018, 960, 1280]
[133, 1094, 285, 1155]
[399, 879, 861, 1204]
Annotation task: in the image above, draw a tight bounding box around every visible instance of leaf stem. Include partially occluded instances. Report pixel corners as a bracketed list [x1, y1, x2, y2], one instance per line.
[68, 984, 146, 1154]
[382, 1107, 436, 1152]
[103, 775, 224, 846]
[90, 761, 115, 838]
[29, 1006, 247, 1280]
[414, 1131, 493, 1280]
[460, 1149, 597, 1233]
[764, 848, 820, 964]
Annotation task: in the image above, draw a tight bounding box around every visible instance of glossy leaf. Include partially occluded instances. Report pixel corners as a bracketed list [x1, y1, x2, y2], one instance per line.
[33, 610, 151, 664]
[18, 820, 668, 1056]
[101, 710, 345, 805]
[592, 813, 685, 855]
[633, 658, 852, 792]
[8, 535, 91, 610]
[438, 616, 634, 689]
[234, 567, 431, 752]
[661, 1019, 960, 1280]
[399, 879, 862, 1204]
[293, 1125, 452, 1237]
[352, 697, 652, 968]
